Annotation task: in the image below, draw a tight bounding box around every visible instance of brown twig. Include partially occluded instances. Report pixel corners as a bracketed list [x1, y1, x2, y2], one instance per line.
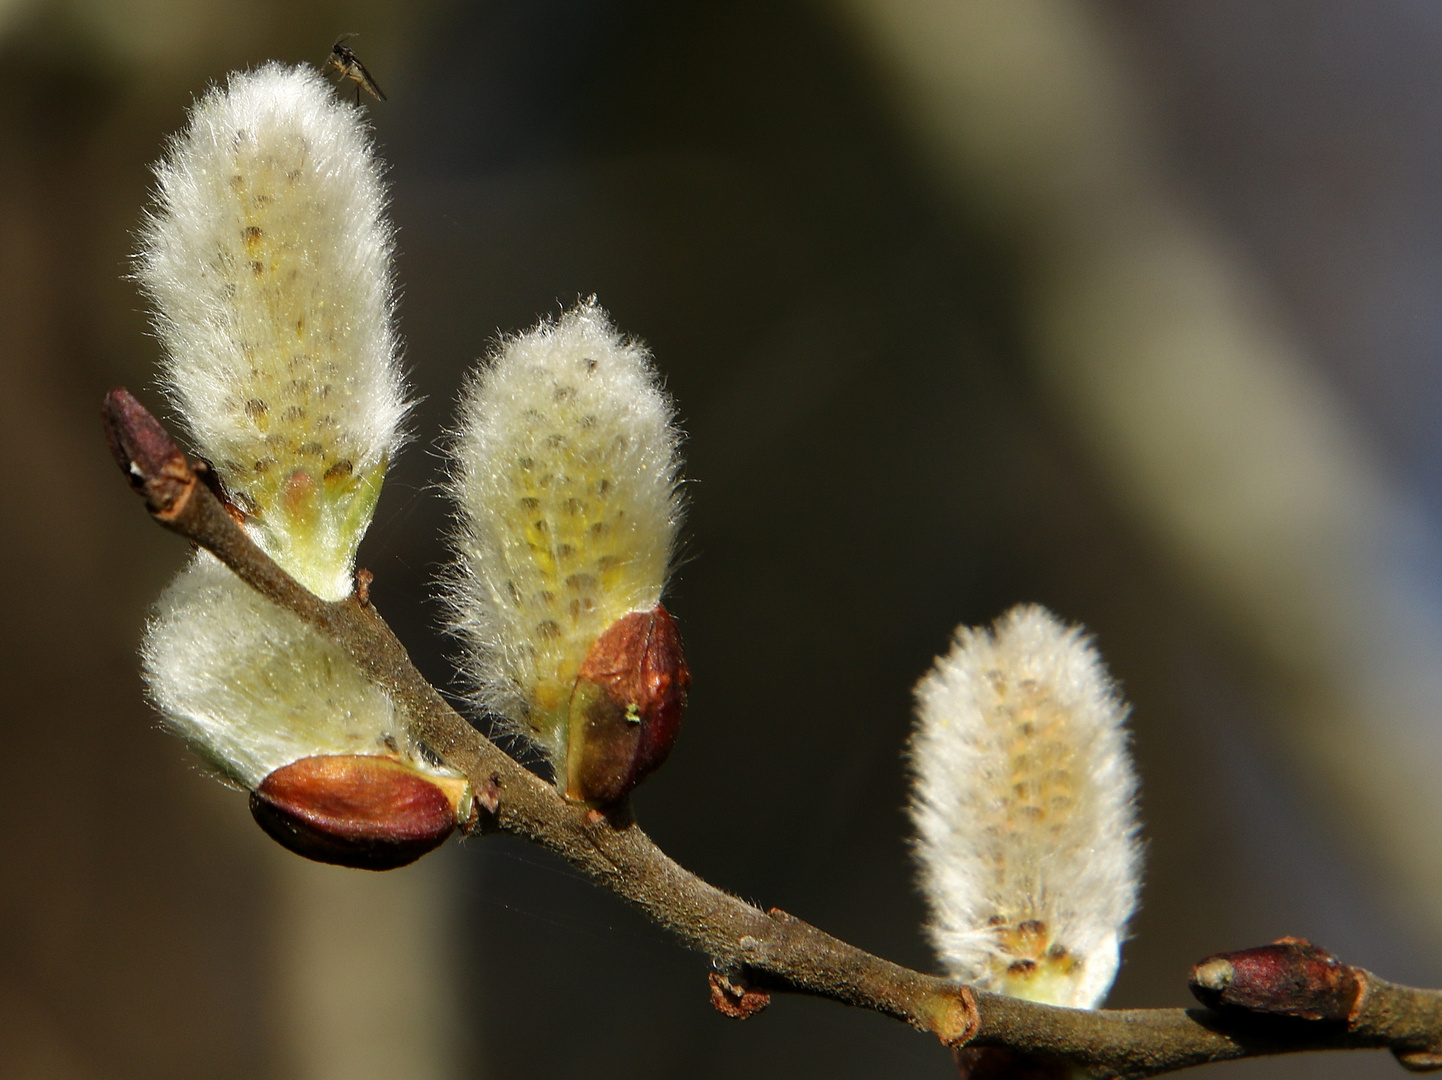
[104, 387, 1442, 1077]
[971, 967, 1442, 1078]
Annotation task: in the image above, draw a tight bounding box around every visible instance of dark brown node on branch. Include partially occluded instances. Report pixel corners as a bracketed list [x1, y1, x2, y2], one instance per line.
[708, 970, 771, 1019]
[473, 771, 502, 817]
[954, 1047, 1072, 1080]
[1189, 937, 1366, 1022]
[250, 754, 465, 870]
[192, 458, 246, 524]
[102, 388, 196, 517]
[564, 605, 690, 805]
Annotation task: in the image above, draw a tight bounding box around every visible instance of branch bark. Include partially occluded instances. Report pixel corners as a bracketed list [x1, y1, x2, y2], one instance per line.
[104, 388, 1442, 1078]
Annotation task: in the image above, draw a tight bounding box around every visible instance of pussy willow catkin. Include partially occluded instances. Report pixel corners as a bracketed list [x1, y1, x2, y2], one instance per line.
[448, 300, 685, 800]
[137, 65, 465, 868]
[910, 604, 1142, 1007]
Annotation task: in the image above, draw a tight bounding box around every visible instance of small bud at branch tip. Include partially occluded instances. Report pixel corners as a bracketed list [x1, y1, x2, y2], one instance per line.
[102, 388, 195, 517]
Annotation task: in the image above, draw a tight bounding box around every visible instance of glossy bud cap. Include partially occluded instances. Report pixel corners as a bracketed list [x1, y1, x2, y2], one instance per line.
[1189, 937, 1365, 1022]
[250, 755, 471, 870]
[564, 605, 689, 805]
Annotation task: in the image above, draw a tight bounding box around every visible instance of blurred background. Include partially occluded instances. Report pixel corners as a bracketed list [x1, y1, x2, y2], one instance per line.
[4, 1, 1442, 1077]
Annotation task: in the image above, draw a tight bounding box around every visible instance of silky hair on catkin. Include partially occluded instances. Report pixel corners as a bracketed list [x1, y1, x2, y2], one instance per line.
[136, 61, 406, 601]
[136, 64, 466, 870]
[909, 604, 1142, 1008]
[448, 299, 687, 802]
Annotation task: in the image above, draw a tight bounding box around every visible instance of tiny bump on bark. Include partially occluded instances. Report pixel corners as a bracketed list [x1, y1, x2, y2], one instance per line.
[708, 971, 770, 1019]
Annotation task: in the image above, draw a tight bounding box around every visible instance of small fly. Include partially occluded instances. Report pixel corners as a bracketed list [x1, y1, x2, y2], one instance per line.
[327, 36, 386, 104]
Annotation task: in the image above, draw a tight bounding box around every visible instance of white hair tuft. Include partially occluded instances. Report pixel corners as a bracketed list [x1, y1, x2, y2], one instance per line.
[142, 553, 437, 789]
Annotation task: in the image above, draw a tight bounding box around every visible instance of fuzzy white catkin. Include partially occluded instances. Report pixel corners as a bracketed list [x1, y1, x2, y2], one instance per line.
[137, 62, 406, 602]
[449, 299, 683, 763]
[137, 65, 438, 793]
[143, 552, 416, 790]
[909, 604, 1142, 1009]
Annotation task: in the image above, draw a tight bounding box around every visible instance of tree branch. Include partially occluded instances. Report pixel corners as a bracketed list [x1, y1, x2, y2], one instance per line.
[104, 388, 1442, 1077]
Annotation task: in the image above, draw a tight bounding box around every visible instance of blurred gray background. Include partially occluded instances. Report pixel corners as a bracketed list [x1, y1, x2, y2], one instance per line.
[3, 1, 1442, 1077]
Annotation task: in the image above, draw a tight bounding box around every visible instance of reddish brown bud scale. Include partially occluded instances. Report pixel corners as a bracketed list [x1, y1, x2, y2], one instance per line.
[1188, 937, 1366, 1022]
[250, 755, 468, 870]
[707, 971, 771, 1019]
[101, 387, 196, 516]
[564, 605, 690, 805]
